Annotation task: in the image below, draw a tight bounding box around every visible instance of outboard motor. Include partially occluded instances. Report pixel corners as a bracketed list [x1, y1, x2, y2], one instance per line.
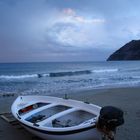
[97, 106, 124, 140]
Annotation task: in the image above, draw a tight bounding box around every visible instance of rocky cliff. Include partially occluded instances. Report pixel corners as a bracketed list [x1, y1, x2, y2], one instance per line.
[107, 40, 140, 61]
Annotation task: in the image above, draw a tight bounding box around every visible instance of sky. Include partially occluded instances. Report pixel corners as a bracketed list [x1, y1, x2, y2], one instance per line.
[1, 0, 140, 62]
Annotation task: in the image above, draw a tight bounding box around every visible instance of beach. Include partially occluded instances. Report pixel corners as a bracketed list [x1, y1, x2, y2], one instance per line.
[0, 87, 140, 140]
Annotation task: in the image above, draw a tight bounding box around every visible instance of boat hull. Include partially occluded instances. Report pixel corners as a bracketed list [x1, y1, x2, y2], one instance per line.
[22, 124, 102, 140]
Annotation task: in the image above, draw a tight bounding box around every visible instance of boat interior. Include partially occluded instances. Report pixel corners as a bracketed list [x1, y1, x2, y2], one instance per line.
[26, 105, 71, 123]
[19, 102, 97, 128]
[51, 110, 96, 128]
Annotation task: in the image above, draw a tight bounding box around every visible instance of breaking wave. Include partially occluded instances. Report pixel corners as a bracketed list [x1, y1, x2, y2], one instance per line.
[92, 69, 119, 73]
[0, 69, 119, 80]
[0, 70, 91, 79]
[49, 70, 91, 77]
[0, 74, 38, 79]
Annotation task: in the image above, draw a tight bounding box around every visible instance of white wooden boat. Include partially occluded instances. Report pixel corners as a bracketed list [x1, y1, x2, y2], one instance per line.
[11, 96, 102, 140]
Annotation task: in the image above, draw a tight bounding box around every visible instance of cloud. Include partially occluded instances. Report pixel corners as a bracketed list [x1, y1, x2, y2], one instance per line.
[1, 0, 140, 62]
[44, 8, 106, 48]
[62, 8, 105, 24]
[63, 8, 76, 15]
[74, 16, 105, 24]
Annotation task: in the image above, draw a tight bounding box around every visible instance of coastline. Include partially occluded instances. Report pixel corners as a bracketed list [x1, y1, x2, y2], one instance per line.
[0, 87, 140, 140]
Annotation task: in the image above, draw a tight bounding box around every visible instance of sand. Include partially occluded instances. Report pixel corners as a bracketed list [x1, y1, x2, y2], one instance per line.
[0, 87, 140, 140]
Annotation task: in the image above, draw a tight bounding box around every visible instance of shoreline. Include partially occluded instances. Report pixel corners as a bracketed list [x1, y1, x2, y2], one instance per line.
[0, 87, 140, 140]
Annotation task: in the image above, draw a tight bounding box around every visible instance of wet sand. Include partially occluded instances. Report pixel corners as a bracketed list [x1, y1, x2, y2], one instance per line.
[0, 87, 140, 140]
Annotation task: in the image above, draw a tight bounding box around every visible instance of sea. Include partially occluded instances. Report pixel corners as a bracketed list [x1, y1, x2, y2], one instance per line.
[0, 61, 140, 96]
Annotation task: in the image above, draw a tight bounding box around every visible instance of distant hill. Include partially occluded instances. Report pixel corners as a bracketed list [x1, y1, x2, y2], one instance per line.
[107, 40, 140, 61]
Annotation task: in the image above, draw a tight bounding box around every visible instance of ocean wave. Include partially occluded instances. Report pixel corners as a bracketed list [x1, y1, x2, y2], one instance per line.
[49, 70, 92, 77]
[132, 76, 140, 79]
[92, 68, 119, 73]
[42, 73, 50, 77]
[0, 70, 92, 79]
[110, 76, 140, 81]
[0, 74, 38, 79]
[0, 69, 120, 80]
[124, 68, 140, 72]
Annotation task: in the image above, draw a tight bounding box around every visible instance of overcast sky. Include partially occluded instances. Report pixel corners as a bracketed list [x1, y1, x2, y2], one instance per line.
[1, 0, 140, 62]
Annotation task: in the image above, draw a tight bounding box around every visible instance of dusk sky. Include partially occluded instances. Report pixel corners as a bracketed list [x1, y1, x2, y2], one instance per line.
[1, 0, 140, 62]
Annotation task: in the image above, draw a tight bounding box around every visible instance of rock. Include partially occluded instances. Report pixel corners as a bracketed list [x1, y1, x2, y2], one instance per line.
[107, 40, 140, 61]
